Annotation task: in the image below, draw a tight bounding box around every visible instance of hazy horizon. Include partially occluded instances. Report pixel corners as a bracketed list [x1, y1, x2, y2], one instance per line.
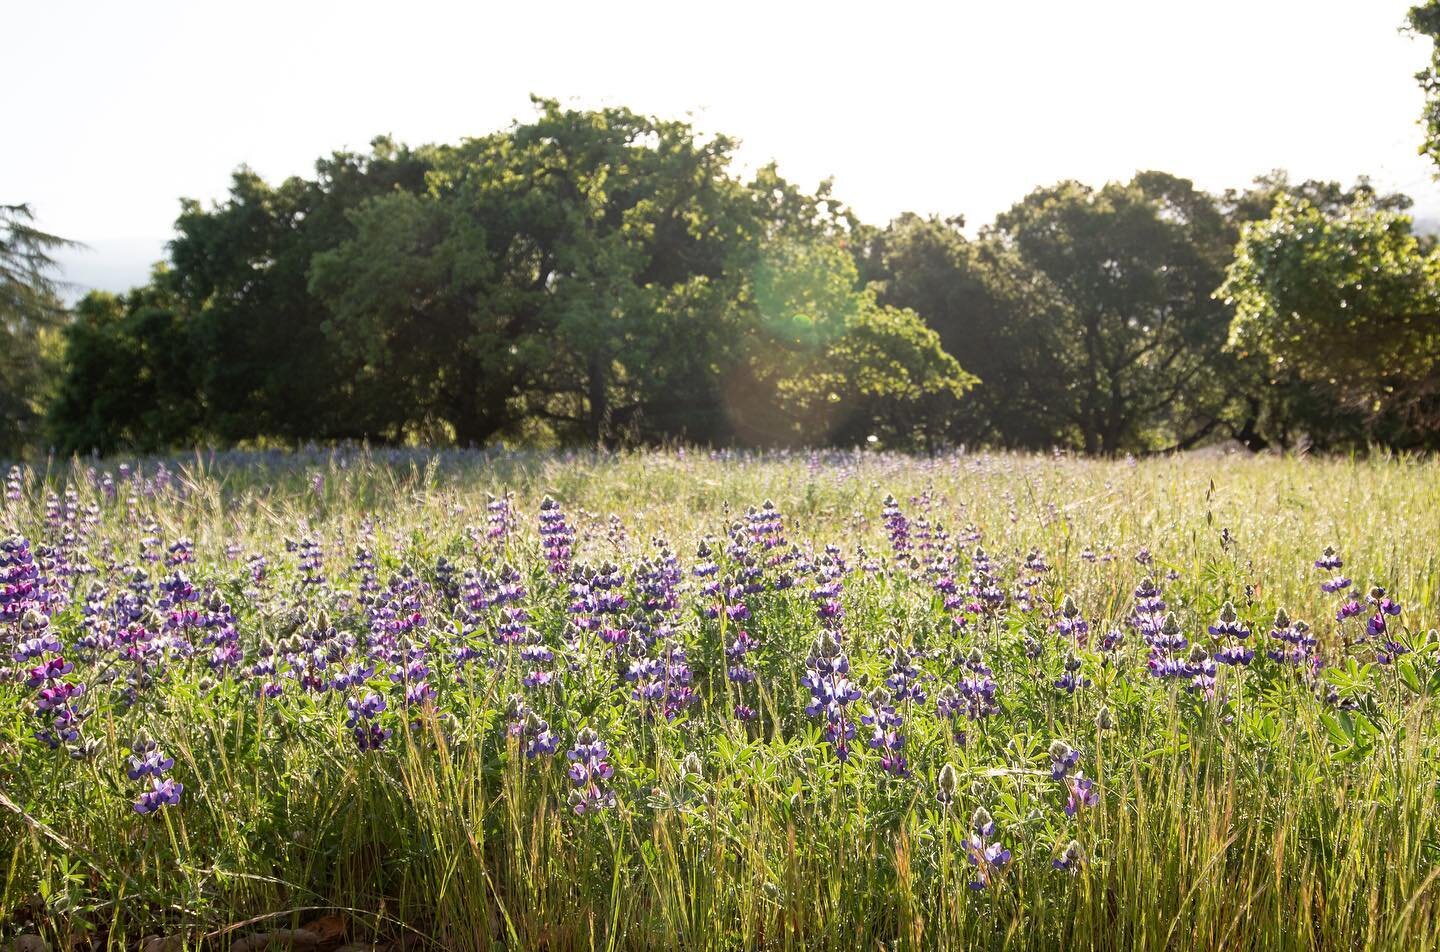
[10, 0, 1439, 298]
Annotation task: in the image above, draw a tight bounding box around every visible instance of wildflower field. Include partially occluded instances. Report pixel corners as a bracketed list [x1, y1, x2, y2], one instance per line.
[3, 449, 1440, 951]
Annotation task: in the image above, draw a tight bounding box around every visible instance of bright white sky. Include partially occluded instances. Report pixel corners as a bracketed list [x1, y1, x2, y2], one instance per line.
[7, 0, 1438, 294]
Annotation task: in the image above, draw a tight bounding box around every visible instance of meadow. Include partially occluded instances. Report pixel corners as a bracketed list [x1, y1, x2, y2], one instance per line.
[3, 447, 1440, 951]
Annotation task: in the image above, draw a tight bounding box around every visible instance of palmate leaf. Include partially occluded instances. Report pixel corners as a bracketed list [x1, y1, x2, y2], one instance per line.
[1319, 711, 1353, 749]
[1396, 656, 1424, 695]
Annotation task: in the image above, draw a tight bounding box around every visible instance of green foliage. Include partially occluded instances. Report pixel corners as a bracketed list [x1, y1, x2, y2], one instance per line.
[867, 175, 1247, 454]
[740, 239, 974, 446]
[311, 99, 960, 450]
[49, 281, 206, 455]
[311, 99, 800, 446]
[986, 174, 1239, 454]
[1219, 168, 1414, 223]
[0, 204, 76, 456]
[169, 139, 434, 444]
[863, 171, 1432, 454]
[1222, 196, 1440, 434]
[863, 213, 1076, 448]
[1410, 1, 1440, 172]
[26, 93, 1440, 457]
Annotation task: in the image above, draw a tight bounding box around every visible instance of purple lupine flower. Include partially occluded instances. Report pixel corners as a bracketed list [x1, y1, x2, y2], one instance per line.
[881, 494, 911, 559]
[625, 655, 665, 701]
[1267, 608, 1317, 666]
[1064, 774, 1098, 817]
[1053, 839, 1084, 873]
[635, 545, 682, 613]
[567, 563, 628, 651]
[522, 711, 559, 758]
[347, 691, 391, 750]
[1054, 650, 1092, 693]
[1214, 643, 1255, 666]
[134, 777, 183, 815]
[126, 749, 175, 780]
[538, 497, 575, 577]
[1208, 602, 1254, 666]
[1054, 595, 1090, 647]
[352, 545, 380, 599]
[519, 639, 554, 689]
[811, 551, 847, 631]
[1185, 645, 1217, 697]
[954, 647, 1000, 720]
[1131, 576, 1167, 622]
[566, 727, 617, 814]
[332, 662, 376, 692]
[432, 556, 461, 604]
[1048, 740, 1080, 781]
[1, 536, 52, 623]
[1366, 585, 1402, 619]
[128, 731, 181, 814]
[164, 538, 193, 569]
[16, 608, 89, 750]
[403, 681, 437, 706]
[653, 642, 696, 721]
[1373, 591, 1403, 617]
[1207, 601, 1247, 638]
[744, 499, 790, 557]
[485, 492, 517, 547]
[726, 628, 759, 684]
[13, 631, 62, 662]
[934, 685, 968, 747]
[24, 654, 73, 687]
[495, 606, 531, 647]
[692, 540, 720, 584]
[289, 537, 326, 587]
[861, 688, 909, 777]
[961, 546, 1008, 620]
[1145, 609, 1190, 681]
[883, 642, 926, 704]
[504, 695, 560, 758]
[802, 631, 862, 762]
[1319, 551, 1361, 622]
[965, 807, 1012, 891]
[1366, 587, 1407, 662]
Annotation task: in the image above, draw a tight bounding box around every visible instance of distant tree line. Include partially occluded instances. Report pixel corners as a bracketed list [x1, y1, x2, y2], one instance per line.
[857, 172, 1433, 454]
[4, 2, 1440, 458]
[44, 105, 969, 455]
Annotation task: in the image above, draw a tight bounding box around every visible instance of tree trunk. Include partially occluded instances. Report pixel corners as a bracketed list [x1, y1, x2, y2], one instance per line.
[1233, 397, 1269, 451]
[587, 355, 608, 448]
